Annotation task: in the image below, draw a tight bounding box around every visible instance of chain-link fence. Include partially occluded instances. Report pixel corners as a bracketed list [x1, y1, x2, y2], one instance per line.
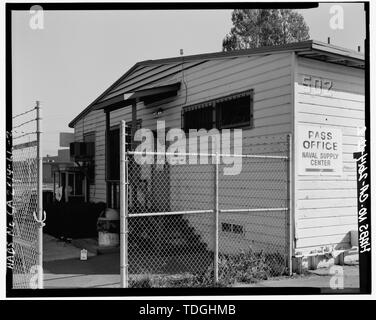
[125, 156, 216, 287]
[217, 154, 290, 284]
[11, 103, 44, 289]
[119, 123, 291, 288]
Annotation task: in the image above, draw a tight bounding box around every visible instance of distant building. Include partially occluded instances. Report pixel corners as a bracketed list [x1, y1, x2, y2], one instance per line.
[46, 132, 94, 203]
[43, 149, 71, 184]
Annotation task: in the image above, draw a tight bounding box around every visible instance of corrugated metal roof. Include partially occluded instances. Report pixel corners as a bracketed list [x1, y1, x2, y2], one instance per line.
[92, 82, 182, 111]
[68, 40, 365, 128]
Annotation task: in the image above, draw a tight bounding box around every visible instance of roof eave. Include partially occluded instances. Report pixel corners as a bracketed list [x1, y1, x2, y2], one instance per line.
[68, 40, 364, 128]
[68, 62, 143, 128]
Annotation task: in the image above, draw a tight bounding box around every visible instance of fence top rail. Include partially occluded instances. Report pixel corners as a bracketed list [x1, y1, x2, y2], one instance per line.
[220, 207, 288, 213]
[127, 208, 288, 218]
[128, 209, 214, 218]
[126, 151, 288, 160]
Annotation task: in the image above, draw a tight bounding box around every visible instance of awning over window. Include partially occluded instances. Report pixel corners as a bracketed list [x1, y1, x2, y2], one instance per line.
[182, 89, 253, 112]
[92, 82, 181, 112]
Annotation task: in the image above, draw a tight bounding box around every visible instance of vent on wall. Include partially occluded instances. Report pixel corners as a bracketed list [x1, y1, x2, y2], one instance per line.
[221, 222, 244, 235]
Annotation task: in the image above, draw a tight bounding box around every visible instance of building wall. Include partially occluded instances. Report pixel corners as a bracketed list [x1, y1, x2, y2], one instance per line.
[73, 52, 365, 256]
[73, 52, 294, 254]
[74, 109, 106, 202]
[74, 52, 294, 200]
[293, 57, 365, 253]
[57, 149, 71, 162]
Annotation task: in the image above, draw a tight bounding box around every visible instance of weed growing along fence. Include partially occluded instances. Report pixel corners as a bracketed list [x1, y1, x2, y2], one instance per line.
[119, 121, 292, 288]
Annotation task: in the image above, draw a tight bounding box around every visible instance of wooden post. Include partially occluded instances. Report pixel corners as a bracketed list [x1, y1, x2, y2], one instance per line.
[131, 102, 137, 151]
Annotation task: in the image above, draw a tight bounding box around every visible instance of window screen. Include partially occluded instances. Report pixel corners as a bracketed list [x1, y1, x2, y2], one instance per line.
[183, 104, 213, 132]
[217, 95, 252, 129]
[182, 90, 253, 131]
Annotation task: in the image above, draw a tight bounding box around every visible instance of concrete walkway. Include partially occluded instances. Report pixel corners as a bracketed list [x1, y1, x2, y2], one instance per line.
[43, 234, 96, 262]
[43, 234, 359, 289]
[43, 234, 120, 288]
[44, 253, 121, 288]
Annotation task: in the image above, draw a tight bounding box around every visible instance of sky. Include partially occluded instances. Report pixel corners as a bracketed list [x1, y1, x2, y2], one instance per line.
[11, 3, 366, 156]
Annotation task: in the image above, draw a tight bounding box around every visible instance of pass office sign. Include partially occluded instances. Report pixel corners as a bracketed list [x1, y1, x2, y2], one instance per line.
[297, 125, 343, 175]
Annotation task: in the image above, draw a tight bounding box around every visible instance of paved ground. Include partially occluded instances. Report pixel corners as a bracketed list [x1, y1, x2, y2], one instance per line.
[234, 265, 359, 289]
[44, 254, 121, 288]
[43, 234, 360, 290]
[43, 234, 119, 288]
[44, 234, 95, 262]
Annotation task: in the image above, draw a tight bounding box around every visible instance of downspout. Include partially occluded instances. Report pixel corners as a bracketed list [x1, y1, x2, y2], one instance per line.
[131, 101, 137, 150]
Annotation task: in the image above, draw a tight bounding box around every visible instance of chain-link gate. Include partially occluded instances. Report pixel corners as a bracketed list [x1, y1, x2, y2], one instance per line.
[11, 102, 44, 289]
[119, 121, 291, 287]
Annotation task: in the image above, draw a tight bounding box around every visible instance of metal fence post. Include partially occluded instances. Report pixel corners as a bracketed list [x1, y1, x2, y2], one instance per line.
[36, 101, 43, 289]
[287, 134, 293, 276]
[214, 152, 219, 284]
[120, 120, 129, 288]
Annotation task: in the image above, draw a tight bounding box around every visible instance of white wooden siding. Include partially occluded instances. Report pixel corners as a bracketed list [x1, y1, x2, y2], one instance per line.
[73, 52, 293, 254]
[73, 51, 364, 257]
[294, 57, 364, 253]
[74, 109, 107, 203]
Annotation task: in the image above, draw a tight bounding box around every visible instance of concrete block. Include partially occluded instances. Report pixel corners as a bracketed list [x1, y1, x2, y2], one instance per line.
[292, 256, 308, 274]
[309, 254, 335, 270]
[308, 255, 319, 270]
[344, 248, 359, 265]
[334, 252, 345, 265]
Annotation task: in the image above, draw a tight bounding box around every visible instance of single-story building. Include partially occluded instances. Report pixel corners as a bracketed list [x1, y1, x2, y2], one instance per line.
[66, 40, 364, 264]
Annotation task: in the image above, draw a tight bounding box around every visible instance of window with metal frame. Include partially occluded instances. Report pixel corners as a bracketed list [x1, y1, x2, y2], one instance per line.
[216, 92, 253, 129]
[182, 90, 253, 132]
[182, 102, 214, 132]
